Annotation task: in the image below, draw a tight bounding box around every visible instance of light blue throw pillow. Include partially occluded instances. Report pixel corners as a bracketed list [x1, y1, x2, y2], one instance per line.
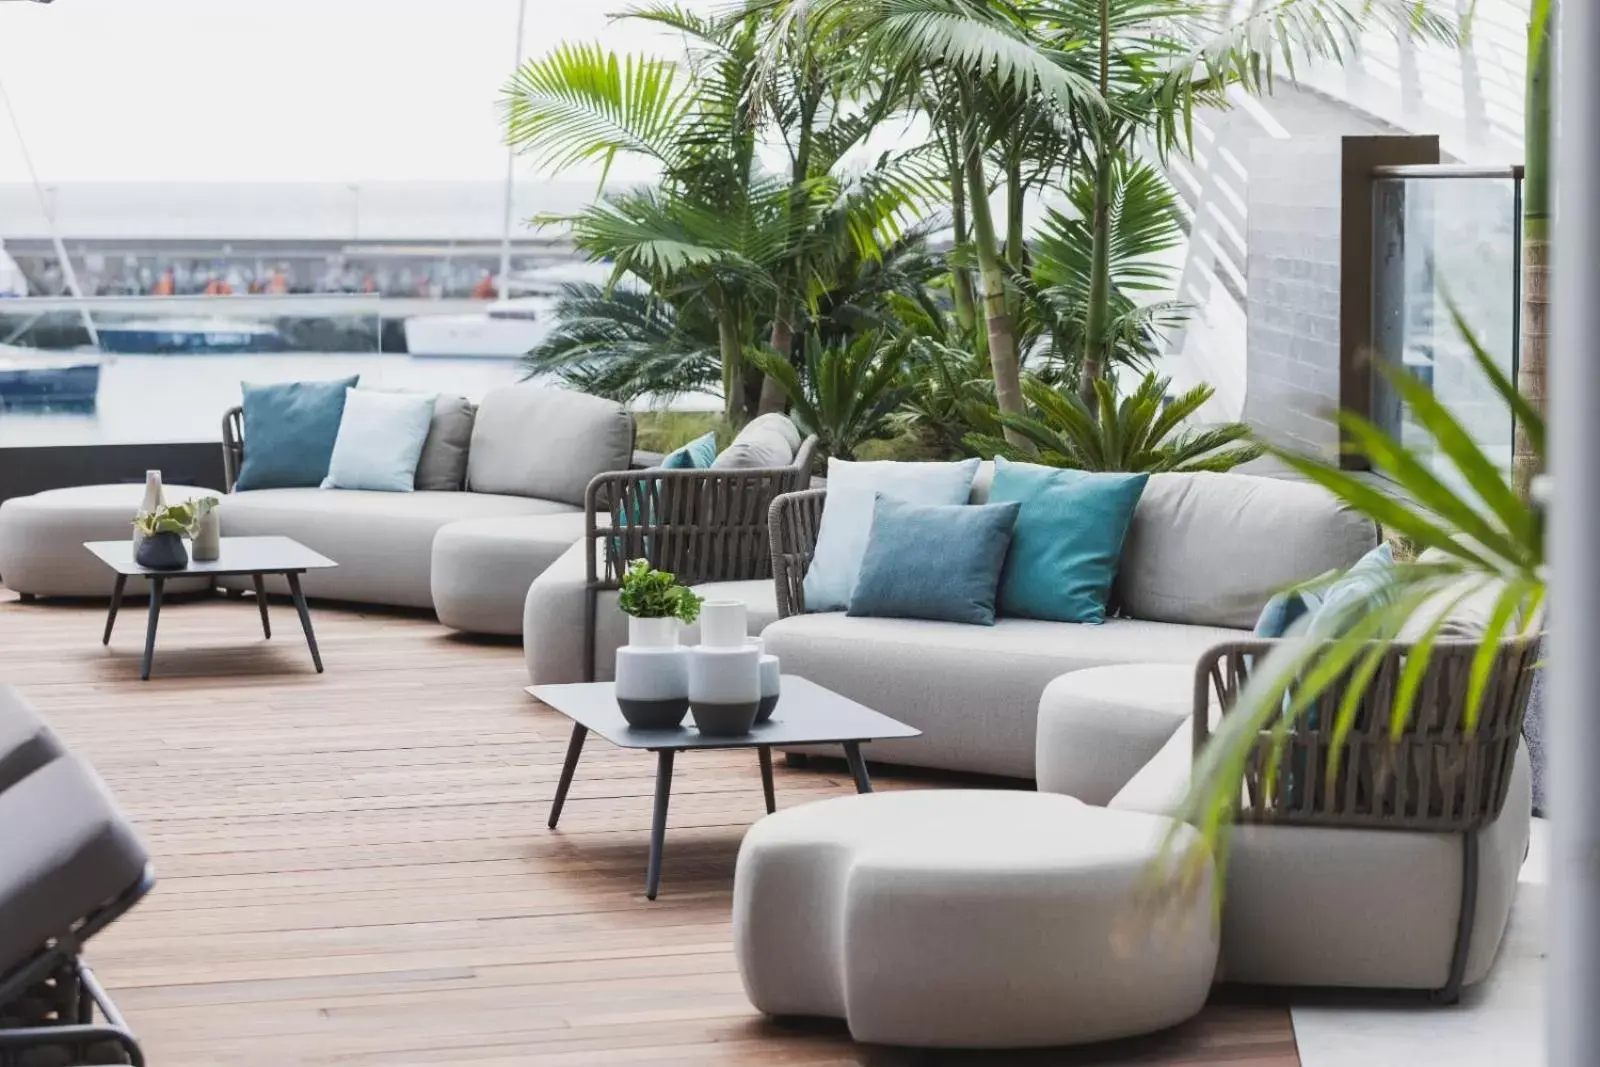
[803, 458, 982, 612]
[234, 375, 360, 491]
[987, 458, 1149, 624]
[1254, 588, 1321, 638]
[847, 495, 1021, 625]
[1304, 542, 1395, 638]
[661, 431, 718, 470]
[322, 389, 438, 492]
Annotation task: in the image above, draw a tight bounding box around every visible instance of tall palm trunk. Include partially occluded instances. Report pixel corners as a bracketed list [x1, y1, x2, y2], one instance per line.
[1078, 144, 1115, 403]
[717, 307, 744, 425]
[1514, 4, 1553, 501]
[1078, 0, 1115, 404]
[948, 145, 977, 333]
[760, 83, 819, 417]
[964, 132, 1028, 449]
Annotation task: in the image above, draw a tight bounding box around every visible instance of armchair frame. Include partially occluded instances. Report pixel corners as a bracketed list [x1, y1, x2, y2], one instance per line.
[1193, 635, 1539, 1003]
[770, 488, 827, 619]
[579, 438, 817, 680]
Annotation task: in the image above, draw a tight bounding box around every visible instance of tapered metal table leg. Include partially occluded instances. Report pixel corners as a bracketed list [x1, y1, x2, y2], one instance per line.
[285, 571, 322, 672]
[251, 573, 271, 638]
[103, 574, 126, 645]
[547, 724, 588, 829]
[139, 578, 163, 681]
[645, 749, 675, 900]
[843, 741, 872, 794]
[758, 746, 776, 814]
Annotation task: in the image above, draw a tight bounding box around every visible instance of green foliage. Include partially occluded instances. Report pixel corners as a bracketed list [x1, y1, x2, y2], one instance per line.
[633, 411, 725, 454]
[618, 559, 705, 623]
[1175, 308, 1543, 891]
[748, 332, 907, 461]
[970, 373, 1262, 473]
[133, 502, 198, 537]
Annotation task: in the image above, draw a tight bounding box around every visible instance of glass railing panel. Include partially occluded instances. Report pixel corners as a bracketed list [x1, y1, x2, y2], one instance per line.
[1371, 169, 1520, 477]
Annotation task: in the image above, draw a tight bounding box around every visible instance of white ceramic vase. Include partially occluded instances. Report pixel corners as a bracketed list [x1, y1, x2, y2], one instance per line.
[699, 599, 748, 649]
[133, 469, 164, 547]
[687, 644, 760, 737]
[192, 509, 221, 562]
[615, 615, 688, 729]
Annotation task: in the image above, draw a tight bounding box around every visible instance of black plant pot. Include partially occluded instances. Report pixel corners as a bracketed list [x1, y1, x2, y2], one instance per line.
[135, 532, 189, 571]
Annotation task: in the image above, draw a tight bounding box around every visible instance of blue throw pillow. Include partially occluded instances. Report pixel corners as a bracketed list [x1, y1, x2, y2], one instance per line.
[661, 431, 718, 470]
[322, 389, 437, 492]
[987, 458, 1149, 624]
[235, 376, 361, 491]
[1304, 543, 1395, 638]
[1254, 588, 1320, 638]
[804, 458, 982, 612]
[848, 495, 1020, 625]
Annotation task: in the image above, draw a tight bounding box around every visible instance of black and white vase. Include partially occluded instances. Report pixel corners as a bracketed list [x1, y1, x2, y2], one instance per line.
[614, 616, 689, 729]
[687, 601, 760, 736]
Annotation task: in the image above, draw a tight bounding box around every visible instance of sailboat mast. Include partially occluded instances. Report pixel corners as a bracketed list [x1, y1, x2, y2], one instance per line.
[0, 72, 101, 350]
[497, 0, 529, 299]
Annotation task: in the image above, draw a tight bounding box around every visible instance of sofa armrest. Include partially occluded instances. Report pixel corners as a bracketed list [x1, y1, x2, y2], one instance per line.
[221, 406, 244, 492]
[769, 488, 826, 619]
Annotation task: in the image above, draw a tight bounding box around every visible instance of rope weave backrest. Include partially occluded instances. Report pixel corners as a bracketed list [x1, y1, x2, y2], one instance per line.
[1193, 635, 1539, 832]
[768, 489, 827, 618]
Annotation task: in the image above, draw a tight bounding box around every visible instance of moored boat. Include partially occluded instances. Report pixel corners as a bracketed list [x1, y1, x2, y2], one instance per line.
[97, 317, 288, 355]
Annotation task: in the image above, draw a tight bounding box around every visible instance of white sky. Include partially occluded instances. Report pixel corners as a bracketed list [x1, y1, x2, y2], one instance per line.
[0, 0, 711, 184]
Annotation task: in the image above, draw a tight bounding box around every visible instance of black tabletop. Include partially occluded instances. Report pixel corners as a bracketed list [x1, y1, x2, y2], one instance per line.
[84, 536, 338, 578]
[529, 675, 922, 750]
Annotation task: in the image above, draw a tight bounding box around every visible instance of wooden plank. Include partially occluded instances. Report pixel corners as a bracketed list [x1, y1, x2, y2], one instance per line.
[0, 589, 1297, 1066]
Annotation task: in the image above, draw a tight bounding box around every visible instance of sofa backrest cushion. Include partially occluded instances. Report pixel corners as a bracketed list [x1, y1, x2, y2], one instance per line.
[1117, 472, 1379, 629]
[712, 413, 801, 469]
[414, 395, 476, 491]
[466, 385, 634, 506]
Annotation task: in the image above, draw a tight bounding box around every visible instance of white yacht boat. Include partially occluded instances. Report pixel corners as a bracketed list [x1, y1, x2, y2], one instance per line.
[402, 296, 554, 358]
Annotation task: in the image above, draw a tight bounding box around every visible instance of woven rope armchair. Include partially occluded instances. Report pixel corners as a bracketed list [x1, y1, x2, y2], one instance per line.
[222, 407, 245, 492]
[1193, 634, 1539, 1001]
[580, 438, 817, 680]
[769, 487, 827, 619]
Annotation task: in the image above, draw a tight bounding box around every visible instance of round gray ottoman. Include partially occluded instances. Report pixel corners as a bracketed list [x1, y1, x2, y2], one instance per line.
[733, 790, 1218, 1049]
[430, 513, 586, 635]
[0, 484, 221, 597]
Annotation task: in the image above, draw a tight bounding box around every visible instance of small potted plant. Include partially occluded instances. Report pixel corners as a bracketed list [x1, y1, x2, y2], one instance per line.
[132, 501, 198, 570]
[614, 560, 703, 729]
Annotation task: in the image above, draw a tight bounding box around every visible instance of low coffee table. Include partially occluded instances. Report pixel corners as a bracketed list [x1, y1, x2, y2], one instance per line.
[528, 676, 922, 900]
[84, 535, 337, 680]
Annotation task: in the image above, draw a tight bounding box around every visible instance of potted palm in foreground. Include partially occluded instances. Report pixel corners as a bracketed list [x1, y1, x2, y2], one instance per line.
[1173, 310, 1545, 904]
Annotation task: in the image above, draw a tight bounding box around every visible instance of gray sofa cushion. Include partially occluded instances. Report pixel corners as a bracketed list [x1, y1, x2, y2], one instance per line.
[712, 413, 800, 469]
[0, 685, 64, 795]
[1117, 472, 1379, 629]
[466, 385, 633, 505]
[431, 513, 587, 636]
[761, 612, 1246, 778]
[414, 395, 476, 491]
[218, 488, 575, 609]
[0, 756, 148, 976]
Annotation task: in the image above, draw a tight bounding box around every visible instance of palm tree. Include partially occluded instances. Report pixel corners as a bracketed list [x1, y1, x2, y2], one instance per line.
[1513, 0, 1554, 500]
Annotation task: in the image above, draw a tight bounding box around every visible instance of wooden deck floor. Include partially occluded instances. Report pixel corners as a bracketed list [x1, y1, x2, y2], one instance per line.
[0, 590, 1299, 1066]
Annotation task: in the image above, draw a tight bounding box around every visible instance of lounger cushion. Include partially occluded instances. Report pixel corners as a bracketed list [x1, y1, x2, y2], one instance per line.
[0, 685, 64, 795]
[761, 612, 1245, 778]
[1117, 472, 1379, 629]
[0, 756, 148, 977]
[414, 395, 476, 491]
[466, 385, 633, 506]
[712, 414, 801, 469]
[219, 488, 574, 608]
[431, 513, 587, 635]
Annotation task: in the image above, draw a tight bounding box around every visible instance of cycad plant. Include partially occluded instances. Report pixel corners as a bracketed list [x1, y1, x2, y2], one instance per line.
[1175, 309, 1545, 888]
[971, 372, 1262, 473]
[748, 331, 907, 461]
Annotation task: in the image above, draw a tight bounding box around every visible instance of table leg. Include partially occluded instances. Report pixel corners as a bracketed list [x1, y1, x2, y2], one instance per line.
[102, 574, 126, 645]
[645, 749, 675, 901]
[843, 742, 873, 794]
[251, 573, 271, 638]
[285, 571, 322, 673]
[140, 577, 164, 681]
[547, 724, 588, 829]
[758, 746, 776, 814]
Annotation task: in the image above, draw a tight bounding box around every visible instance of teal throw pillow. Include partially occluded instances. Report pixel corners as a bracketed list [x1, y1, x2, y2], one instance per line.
[847, 495, 1021, 626]
[235, 376, 361, 491]
[1304, 543, 1395, 638]
[987, 458, 1149, 624]
[661, 431, 718, 470]
[1254, 588, 1320, 638]
[322, 389, 437, 492]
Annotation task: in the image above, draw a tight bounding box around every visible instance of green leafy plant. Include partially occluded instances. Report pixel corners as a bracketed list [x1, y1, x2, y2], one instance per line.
[133, 501, 198, 537]
[618, 559, 704, 624]
[1175, 308, 1544, 889]
[748, 332, 907, 461]
[971, 372, 1262, 473]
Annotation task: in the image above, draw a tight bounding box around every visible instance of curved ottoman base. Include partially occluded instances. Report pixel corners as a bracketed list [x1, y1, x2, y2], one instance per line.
[0, 484, 221, 598]
[734, 790, 1218, 1049]
[431, 514, 586, 635]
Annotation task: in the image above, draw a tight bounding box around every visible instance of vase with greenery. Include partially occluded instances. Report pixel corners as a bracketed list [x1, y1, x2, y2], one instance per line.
[132, 502, 201, 571]
[615, 560, 705, 729]
[189, 496, 222, 561]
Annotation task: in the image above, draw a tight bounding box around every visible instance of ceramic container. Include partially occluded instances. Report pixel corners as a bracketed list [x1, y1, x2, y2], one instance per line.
[192, 508, 221, 562]
[614, 646, 690, 729]
[135, 531, 188, 571]
[699, 599, 748, 649]
[687, 643, 760, 736]
[756, 653, 781, 723]
[628, 615, 680, 649]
